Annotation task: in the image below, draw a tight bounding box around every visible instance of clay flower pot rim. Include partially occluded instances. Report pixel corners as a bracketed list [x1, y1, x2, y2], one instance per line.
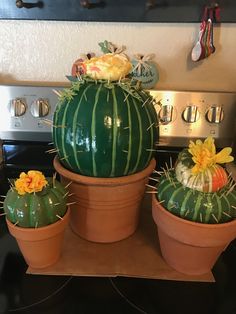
[6, 208, 70, 240]
[153, 195, 236, 229]
[54, 156, 156, 186]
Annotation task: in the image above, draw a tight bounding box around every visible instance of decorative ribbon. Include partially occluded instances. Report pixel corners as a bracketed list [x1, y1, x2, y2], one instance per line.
[107, 42, 126, 55]
[132, 53, 155, 75]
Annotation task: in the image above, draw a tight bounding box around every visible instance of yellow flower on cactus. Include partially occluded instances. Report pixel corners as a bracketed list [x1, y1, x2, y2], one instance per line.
[84, 53, 132, 81]
[188, 137, 234, 174]
[15, 170, 48, 195]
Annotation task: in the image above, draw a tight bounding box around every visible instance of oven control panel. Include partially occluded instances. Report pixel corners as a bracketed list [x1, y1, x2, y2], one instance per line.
[0, 85, 235, 148]
[149, 90, 236, 148]
[0, 85, 66, 141]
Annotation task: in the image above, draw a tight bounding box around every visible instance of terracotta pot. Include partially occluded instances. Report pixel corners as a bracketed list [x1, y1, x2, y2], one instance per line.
[152, 195, 236, 275]
[54, 156, 156, 243]
[6, 209, 70, 269]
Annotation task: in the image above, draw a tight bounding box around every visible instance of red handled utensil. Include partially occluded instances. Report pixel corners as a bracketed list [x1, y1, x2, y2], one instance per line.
[191, 4, 219, 62]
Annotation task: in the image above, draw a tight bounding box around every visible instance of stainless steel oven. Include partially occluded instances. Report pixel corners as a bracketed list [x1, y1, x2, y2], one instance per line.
[0, 84, 236, 312]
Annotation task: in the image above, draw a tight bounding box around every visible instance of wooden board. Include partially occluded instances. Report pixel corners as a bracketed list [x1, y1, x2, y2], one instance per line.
[28, 194, 215, 282]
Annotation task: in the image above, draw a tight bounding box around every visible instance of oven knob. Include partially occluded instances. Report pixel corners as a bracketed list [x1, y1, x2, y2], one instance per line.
[182, 105, 200, 123]
[10, 99, 26, 117]
[31, 99, 50, 117]
[158, 105, 173, 124]
[206, 106, 224, 123]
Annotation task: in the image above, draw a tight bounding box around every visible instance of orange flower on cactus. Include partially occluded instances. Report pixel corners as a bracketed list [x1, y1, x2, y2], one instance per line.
[15, 170, 48, 195]
[188, 137, 234, 174]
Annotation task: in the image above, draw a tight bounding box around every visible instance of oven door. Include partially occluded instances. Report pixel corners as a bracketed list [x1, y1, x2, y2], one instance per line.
[2, 141, 55, 179]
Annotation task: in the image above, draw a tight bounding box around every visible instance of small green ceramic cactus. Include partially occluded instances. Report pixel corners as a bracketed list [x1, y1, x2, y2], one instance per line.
[157, 171, 236, 224]
[3, 171, 68, 228]
[156, 137, 236, 224]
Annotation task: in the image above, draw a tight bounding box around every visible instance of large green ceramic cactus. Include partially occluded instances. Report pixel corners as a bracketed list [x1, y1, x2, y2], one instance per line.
[53, 79, 158, 177]
[4, 178, 67, 228]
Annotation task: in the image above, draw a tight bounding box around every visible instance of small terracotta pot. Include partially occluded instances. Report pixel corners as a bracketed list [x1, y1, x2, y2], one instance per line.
[6, 209, 70, 269]
[54, 157, 156, 243]
[152, 195, 236, 275]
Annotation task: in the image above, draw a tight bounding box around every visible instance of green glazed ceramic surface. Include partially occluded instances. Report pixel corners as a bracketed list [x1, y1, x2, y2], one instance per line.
[53, 79, 158, 177]
[4, 179, 67, 228]
[157, 171, 236, 224]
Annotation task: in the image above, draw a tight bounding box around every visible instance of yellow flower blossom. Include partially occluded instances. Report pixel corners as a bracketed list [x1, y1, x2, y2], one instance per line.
[84, 53, 132, 81]
[188, 137, 234, 174]
[15, 170, 48, 195]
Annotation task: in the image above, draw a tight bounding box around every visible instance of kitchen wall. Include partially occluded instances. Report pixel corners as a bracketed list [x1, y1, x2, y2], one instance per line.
[0, 20, 236, 91]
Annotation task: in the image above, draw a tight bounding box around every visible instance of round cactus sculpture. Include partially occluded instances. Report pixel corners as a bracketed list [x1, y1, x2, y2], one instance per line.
[3, 171, 68, 228]
[53, 54, 158, 177]
[156, 137, 236, 224]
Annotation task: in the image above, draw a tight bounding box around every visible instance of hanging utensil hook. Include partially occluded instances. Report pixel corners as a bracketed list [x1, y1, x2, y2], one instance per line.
[207, 2, 219, 9]
[206, 2, 220, 22]
[15, 0, 44, 9]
